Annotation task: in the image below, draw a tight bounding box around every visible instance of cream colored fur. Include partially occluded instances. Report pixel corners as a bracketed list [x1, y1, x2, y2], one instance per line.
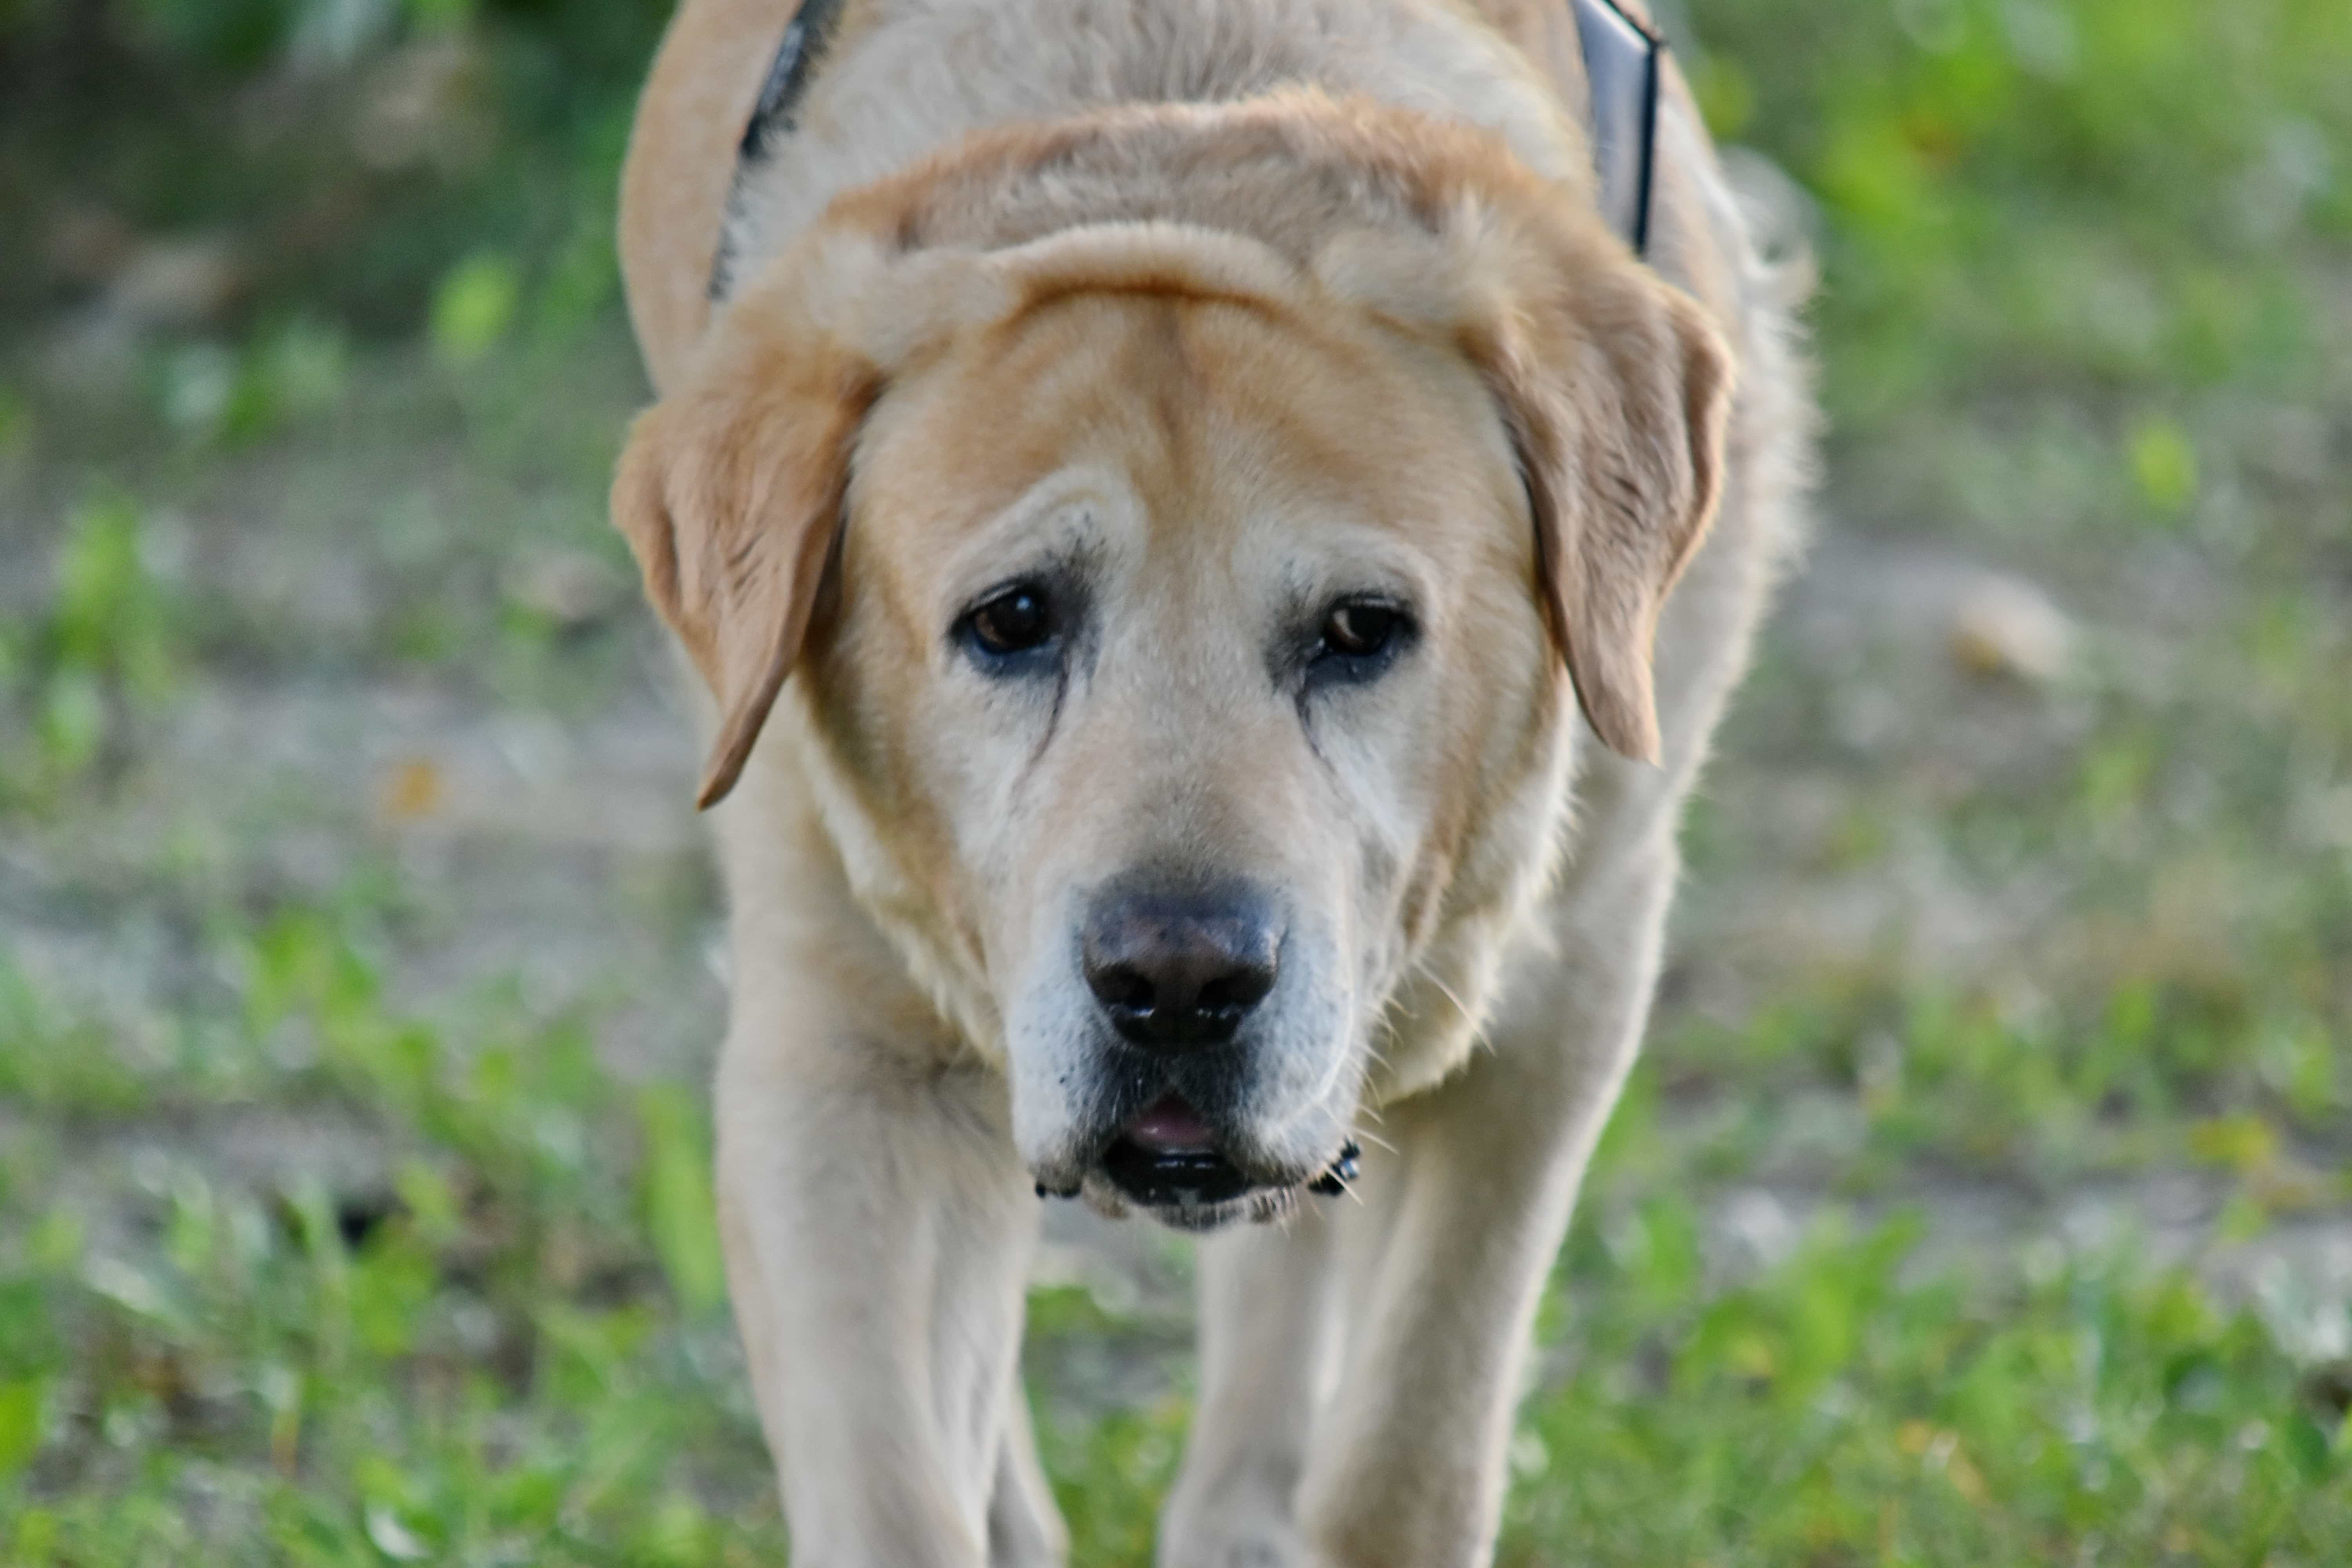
[613, 3, 1811, 1564]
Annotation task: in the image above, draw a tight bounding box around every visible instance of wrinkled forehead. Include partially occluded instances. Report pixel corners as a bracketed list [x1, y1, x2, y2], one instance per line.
[847, 288, 1529, 604]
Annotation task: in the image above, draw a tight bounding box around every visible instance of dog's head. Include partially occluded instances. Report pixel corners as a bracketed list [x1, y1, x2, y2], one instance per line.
[613, 98, 1730, 1227]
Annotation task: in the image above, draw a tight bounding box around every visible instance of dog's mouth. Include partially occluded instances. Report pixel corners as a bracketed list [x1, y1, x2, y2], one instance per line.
[1098, 1092, 1253, 1207]
[1089, 1092, 1358, 1215]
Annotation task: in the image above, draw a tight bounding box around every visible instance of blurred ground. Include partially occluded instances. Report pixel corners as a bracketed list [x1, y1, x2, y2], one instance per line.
[2, 1, 2348, 1562]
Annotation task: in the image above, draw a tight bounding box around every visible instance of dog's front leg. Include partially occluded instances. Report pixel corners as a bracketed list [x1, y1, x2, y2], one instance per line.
[989, 1361, 1068, 1568]
[1298, 853, 1678, 1568]
[716, 1024, 1058, 1568]
[1159, 1204, 1343, 1568]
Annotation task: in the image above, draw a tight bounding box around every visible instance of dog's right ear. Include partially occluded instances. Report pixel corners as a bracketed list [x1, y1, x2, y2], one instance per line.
[611, 313, 880, 810]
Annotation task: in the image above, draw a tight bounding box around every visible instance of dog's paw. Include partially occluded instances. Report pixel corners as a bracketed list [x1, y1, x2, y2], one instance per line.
[1159, 1510, 1308, 1568]
[1162, 1537, 1302, 1568]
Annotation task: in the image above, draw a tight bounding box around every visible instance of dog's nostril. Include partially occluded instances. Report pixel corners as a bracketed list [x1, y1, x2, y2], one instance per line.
[1196, 962, 1276, 1014]
[1081, 889, 1281, 1053]
[1090, 962, 1154, 1010]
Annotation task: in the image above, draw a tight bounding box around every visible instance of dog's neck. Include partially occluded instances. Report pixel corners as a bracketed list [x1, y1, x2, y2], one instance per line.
[707, 0, 1651, 310]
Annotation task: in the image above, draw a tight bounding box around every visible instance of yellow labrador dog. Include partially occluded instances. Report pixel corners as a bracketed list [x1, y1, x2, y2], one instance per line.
[612, 2, 1808, 1563]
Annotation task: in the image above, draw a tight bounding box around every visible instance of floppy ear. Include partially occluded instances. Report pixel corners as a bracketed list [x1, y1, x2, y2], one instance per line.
[611, 318, 880, 809]
[1475, 263, 1733, 763]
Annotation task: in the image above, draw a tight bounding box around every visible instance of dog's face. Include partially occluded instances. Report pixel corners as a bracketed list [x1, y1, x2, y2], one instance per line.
[614, 120, 1730, 1227]
[830, 287, 1561, 1222]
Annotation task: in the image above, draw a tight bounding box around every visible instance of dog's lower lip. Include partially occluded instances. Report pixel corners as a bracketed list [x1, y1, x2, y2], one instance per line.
[1123, 1091, 1214, 1153]
[1099, 1091, 1250, 1207]
[1098, 1137, 1254, 1207]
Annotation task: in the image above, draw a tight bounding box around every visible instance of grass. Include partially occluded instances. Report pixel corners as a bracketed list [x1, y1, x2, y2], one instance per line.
[0, 886, 2344, 1563]
[2, 0, 2350, 1561]
[0, 916, 790, 1564]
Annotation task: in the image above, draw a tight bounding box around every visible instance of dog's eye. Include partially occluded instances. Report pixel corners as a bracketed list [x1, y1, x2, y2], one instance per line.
[1322, 601, 1401, 658]
[964, 583, 1055, 659]
[1316, 599, 1410, 664]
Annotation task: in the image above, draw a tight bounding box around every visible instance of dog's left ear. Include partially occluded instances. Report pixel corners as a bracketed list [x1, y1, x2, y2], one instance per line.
[611, 303, 880, 809]
[1473, 255, 1734, 763]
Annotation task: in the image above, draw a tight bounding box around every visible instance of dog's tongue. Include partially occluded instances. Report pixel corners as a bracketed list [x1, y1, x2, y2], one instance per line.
[1124, 1093, 1214, 1153]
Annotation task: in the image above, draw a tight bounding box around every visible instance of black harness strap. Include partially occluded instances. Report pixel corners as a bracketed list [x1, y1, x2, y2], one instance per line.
[708, 0, 849, 301]
[1569, 0, 1664, 255]
[707, 0, 1664, 301]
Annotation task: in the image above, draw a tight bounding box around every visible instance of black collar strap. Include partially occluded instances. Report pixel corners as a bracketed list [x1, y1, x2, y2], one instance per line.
[709, 0, 1662, 301]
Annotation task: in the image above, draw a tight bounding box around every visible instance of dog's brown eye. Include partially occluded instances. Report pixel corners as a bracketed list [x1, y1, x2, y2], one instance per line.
[1321, 600, 1405, 660]
[967, 584, 1053, 657]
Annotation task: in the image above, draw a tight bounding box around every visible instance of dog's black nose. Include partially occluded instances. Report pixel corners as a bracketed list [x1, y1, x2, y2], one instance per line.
[1082, 891, 1280, 1051]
